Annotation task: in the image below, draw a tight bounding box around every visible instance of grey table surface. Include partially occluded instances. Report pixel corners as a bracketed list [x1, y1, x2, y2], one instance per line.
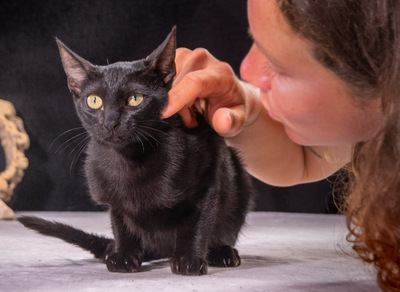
[0, 212, 379, 291]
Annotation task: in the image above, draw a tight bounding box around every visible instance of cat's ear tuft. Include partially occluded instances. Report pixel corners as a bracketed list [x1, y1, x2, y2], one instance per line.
[56, 38, 94, 96]
[146, 26, 177, 86]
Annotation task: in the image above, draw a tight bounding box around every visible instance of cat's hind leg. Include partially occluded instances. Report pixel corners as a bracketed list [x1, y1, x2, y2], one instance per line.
[207, 245, 241, 267]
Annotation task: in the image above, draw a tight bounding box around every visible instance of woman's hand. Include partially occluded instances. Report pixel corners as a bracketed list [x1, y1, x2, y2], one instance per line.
[162, 48, 260, 137]
[162, 48, 349, 185]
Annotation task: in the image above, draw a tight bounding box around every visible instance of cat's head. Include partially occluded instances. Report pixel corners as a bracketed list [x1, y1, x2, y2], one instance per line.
[57, 27, 176, 148]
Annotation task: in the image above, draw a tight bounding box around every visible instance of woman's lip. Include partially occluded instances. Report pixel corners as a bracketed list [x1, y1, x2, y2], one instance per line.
[267, 109, 281, 122]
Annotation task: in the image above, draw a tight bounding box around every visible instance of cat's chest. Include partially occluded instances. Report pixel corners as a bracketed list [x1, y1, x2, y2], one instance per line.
[85, 143, 170, 207]
[91, 148, 150, 187]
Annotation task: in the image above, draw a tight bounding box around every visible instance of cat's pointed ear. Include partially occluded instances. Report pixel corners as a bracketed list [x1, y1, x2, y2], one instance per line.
[145, 26, 176, 86]
[56, 38, 94, 96]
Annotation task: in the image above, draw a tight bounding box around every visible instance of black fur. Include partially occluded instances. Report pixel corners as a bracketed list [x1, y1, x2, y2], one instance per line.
[18, 27, 255, 276]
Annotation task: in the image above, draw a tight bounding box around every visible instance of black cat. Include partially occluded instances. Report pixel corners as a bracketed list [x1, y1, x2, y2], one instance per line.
[18, 27, 254, 276]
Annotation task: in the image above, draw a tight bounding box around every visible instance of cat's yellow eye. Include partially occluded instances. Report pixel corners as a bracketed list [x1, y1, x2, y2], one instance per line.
[87, 95, 103, 109]
[128, 93, 144, 107]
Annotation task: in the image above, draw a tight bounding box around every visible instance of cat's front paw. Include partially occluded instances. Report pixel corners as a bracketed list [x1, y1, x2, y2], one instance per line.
[208, 245, 241, 267]
[105, 252, 142, 273]
[170, 256, 208, 276]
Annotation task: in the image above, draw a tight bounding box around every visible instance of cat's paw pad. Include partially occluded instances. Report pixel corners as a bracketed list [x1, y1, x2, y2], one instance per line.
[105, 252, 142, 273]
[208, 245, 241, 267]
[170, 256, 208, 276]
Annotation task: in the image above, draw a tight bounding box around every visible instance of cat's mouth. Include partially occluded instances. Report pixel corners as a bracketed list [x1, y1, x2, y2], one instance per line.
[108, 137, 133, 147]
[95, 125, 161, 149]
[97, 130, 130, 147]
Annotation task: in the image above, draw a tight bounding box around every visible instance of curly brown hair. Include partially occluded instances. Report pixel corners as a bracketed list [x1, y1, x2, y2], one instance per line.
[276, 0, 400, 290]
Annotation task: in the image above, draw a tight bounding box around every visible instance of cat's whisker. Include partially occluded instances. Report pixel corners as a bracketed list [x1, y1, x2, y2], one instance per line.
[138, 125, 167, 135]
[132, 131, 145, 154]
[66, 134, 89, 160]
[146, 119, 169, 125]
[70, 143, 87, 174]
[137, 128, 161, 145]
[69, 136, 90, 175]
[54, 132, 88, 154]
[49, 127, 85, 150]
[136, 130, 157, 152]
[137, 125, 168, 135]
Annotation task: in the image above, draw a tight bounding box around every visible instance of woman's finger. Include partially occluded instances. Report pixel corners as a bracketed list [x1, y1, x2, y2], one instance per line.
[212, 105, 246, 137]
[163, 68, 228, 118]
[174, 47, 193, 78]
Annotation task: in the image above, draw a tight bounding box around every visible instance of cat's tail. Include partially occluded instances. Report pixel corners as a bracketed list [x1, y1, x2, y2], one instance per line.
[18, 216, 113, 260]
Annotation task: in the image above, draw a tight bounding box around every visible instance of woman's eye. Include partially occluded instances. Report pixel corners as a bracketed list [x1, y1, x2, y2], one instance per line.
[87, 95, 103, 109]
[127, 93, 144, 106]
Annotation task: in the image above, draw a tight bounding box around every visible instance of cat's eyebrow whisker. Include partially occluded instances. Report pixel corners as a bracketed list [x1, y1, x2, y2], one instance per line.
[54, 132, 88, 154]
[49, 127, 85, 150]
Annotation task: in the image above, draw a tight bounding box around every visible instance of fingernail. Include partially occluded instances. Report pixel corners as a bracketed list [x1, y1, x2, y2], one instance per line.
[161, 106, 169, 119]
[218, 111, 233, 136]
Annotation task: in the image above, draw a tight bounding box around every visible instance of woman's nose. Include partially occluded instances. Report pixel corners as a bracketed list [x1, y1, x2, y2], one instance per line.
[240, 44, 271, 91]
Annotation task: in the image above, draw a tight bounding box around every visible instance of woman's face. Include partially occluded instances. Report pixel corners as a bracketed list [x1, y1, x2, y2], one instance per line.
[240, 0, 381, 146]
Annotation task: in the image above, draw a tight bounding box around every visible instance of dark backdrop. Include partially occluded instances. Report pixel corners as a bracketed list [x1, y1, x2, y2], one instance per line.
[0, 0, 340, 213]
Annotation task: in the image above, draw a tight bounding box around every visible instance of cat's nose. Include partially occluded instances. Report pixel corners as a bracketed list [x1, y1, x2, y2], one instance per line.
[103, 121, 120, 131]
[104, 109, 120, 131]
